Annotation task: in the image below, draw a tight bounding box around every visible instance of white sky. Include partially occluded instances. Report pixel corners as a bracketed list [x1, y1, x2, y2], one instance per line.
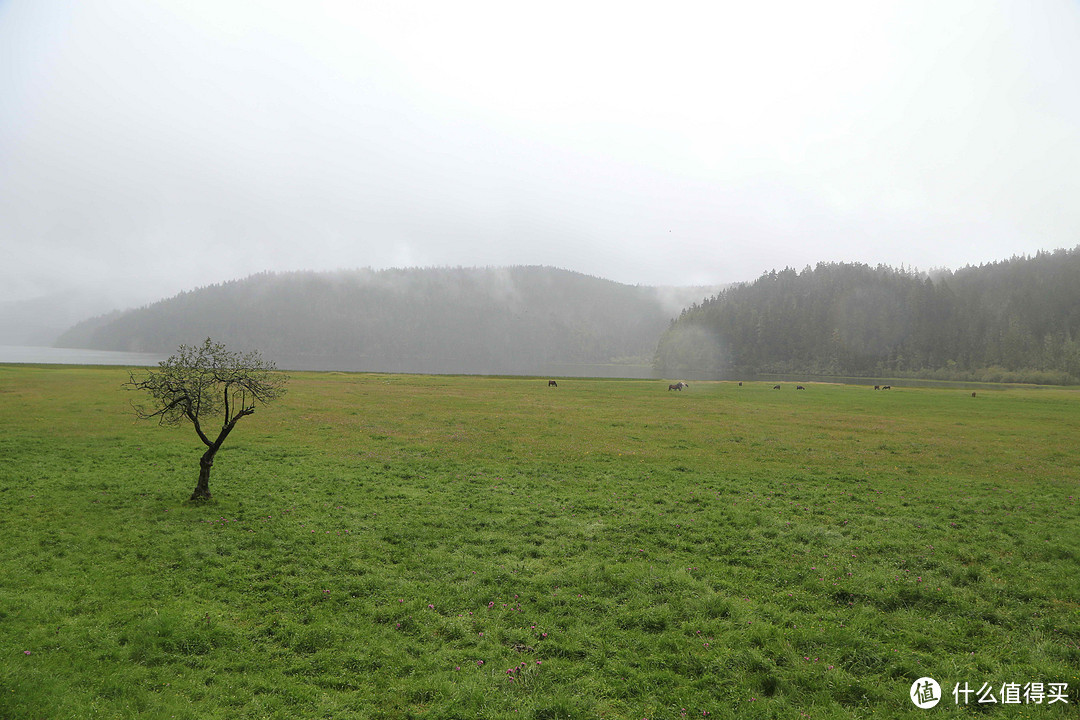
[2, 0, 1079, 307]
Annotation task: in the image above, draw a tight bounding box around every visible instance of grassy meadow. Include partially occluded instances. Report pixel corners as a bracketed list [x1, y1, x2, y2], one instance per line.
[1, 365, 1078, 719]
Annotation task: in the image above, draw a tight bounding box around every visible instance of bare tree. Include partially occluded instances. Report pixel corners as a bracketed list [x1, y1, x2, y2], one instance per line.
[126, 338, 288, 501]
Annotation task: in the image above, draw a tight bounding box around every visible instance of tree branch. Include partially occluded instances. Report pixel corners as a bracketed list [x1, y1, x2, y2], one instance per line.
[126, 338, 287, 458]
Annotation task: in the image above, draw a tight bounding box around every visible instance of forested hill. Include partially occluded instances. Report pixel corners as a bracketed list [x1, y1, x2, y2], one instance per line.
[57, 266, 707, 375]
[655, 247, 1080, 384]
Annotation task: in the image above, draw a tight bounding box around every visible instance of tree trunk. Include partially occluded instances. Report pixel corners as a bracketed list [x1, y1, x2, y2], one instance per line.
[190, 449, 216, 501]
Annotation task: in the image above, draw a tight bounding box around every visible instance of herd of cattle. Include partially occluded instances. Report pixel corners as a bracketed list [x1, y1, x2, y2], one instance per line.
[540, 380, 958, 392]
[541, 380, 979, 398]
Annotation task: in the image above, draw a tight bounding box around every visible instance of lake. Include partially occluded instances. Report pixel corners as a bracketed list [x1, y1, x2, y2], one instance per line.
[0, 347, 1010, 387]
[0, 345, 166, 366]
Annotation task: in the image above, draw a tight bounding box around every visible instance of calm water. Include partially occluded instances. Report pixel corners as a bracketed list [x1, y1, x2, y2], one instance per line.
[0, 345, 656, 376]
[0, 345, 165, 366]
[0, 347, 1001, 387]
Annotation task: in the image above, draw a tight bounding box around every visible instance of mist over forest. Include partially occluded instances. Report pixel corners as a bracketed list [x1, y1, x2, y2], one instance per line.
[657, 247, 1080, 384]
[55, 250, 1080, 383]
[57, 266, 712, 376]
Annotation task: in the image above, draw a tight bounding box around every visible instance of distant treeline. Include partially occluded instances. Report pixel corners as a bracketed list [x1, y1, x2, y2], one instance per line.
[655, 247, 1080, 384]
[58, 266, 702, 375]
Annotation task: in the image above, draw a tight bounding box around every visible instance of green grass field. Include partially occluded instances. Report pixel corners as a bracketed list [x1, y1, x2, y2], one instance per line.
[1, 365, 1078, 719]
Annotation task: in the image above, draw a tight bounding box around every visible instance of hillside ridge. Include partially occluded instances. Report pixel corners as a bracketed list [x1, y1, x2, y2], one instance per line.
[655, 247, 1080, 384]
[57, 265, 716, 375]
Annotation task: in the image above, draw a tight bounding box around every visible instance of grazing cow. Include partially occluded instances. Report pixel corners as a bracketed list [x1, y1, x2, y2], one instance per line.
[773, 384, 781, 390]
[882, 385, 892, 390]
[796, 385, 805, 390]
[548, 380, 558, 387]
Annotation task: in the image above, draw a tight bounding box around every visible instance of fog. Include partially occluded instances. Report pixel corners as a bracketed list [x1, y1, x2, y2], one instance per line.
[2, 1, 1079, 325]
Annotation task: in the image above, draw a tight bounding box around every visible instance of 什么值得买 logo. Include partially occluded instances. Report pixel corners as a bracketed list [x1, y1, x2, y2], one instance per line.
[910, 677, 1070, 708]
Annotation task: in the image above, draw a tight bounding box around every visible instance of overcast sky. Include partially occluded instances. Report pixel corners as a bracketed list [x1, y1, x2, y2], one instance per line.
[2, 0, 1079, 309]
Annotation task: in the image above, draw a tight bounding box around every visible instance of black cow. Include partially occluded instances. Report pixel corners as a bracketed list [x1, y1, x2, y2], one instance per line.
[548, 380, 558, 387]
